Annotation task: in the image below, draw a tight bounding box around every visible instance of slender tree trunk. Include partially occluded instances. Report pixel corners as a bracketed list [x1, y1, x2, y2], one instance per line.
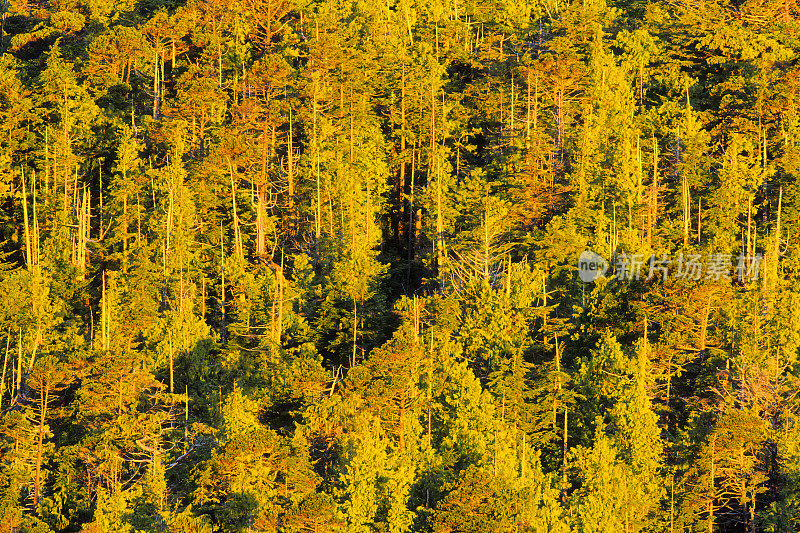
[276, 256, 284, 351]
[0, 335, 9, 410]
[769, 186, 783, 295]
[153, 51, 160, 120]
[407, 144, 417, 285]
[314, 78, 321, 253]
[21, 169, 31, 268]
[561, 405, 568, 500]
[15, 329, 22, 400]
[648, 136, 658, 248]
[44, 127, 50, 198]
[670, 472, 675, 533]
[269, 270, 278, 364]
[287, 117, 295, 235]
[400, 66, 407, 246]
[682, 173, 690, 247]
[510, 75, 515, 138]
[697, 198, 701, 243]
[526, 68, 532, 156]
[553, 337, 561, 430]
[350, 97, 356, 249]
[227, 158, 244, 264]
[392, 89, 401, 244]
[709, 434, 716, 533]
[35, 381, 49, 509]
[33, 170, 40, 267]
[256, 122, 270, 257]
[220, 226, 227, 343]
[432, 84, 444, 277]
[159, 49, 164, 114]
[216, 22, 223, 88]
[351, 297, 357, 368]
[101, 272, 107, 350]
[482, 206, 489, 279]
[169, 340, 174, 394]
[81, 185, 90, 271]
[699, 292, 712, 351]
[436, 156, 444, 278]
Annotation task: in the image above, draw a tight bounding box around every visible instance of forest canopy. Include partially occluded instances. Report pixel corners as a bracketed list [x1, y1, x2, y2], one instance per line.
[0, 0, 799, 530]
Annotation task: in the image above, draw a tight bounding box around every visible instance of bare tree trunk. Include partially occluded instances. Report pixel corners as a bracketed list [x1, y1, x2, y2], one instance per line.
[682, 173, 690, 247]
[648, 136, 658, 248]
[101, 272, 107, 351]
[432, 85, 444, 278]
[220, 226, 227, 343]
[697, 198, 702, 243]
[33, 170, 40, 267]
[269, 270, 278, 364]
[400, 67, 407, 246]
[0, 336, 9, 410]
[169, 339, 174, 394]
[35, 380, 49, 509]
[276, 256, 284, 351]
[408, 144, 416, 269]
[21, 169, 31, 268]
[709, 434, 716, 533]
[314, 78, 321, 254]
[526, 68, 531, 155]
[351, 297, 357, 368]
[436, 156, 444, 278]
[256, 121, 270, 258]
[699, 292, 712, 351]
[15, 329, 22, 401]
[287, 118, 295, 236]
[216, 20, 223, 88]
[553, 337, 561, 430]
[227, 158, 244, 264]
[670, 472, 675, 533]
[153, 51, 160, 120]
[561, 405, 568, 501]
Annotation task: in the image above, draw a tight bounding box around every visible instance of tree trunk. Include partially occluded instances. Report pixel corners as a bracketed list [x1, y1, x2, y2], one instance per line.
[15, 329, 22, 401]
[698, 291, 713, 351]
[33, 169, 40, 266]
[400, 67, 407, 247]
[256, 119, 271, 258]
[220, 227, 227, 343]
[21, 169, 31, 268]
[153, 51, 160, 120]
[697, 198, 702, 243]
[561, 405, 568, 501]
[227, 158, 244, 264]
[1, 336, 9, 410]
[35, 380, 49, 509]
[709, 434, 716, 533]
[276, 256, 284, 351]
[553, 337, 560, 430]
[682, 173, 690, 247]
[287, 118, 295, 236]
[314, 78, 321, 254]
[648, 136, 658, 248]
[408, 144, 416, 272]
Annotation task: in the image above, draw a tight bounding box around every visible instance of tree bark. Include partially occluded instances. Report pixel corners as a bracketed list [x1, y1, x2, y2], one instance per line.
[35, 379, 49, 509]
[153, 51, 160, 120]
[0, 336, 9, 410]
